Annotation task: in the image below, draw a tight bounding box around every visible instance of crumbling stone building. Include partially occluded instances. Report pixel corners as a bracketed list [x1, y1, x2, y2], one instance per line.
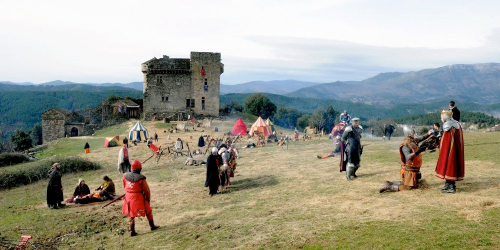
[41, 108, 99, 143]
[141, 52, 223, 120]
[42, 99, 142, 143]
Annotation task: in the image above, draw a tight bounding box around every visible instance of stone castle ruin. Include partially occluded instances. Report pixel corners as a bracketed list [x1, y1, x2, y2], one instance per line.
[42, 51, 222, 143]
[141, 52, 223, 120]
[42, 99, 142, 143]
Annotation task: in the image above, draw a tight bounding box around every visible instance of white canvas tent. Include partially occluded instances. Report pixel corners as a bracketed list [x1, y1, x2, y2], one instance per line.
[129, 122, 149, 141]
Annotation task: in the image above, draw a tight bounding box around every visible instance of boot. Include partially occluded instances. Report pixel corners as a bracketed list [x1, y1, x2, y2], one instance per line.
[437, 182, 450, 191]
[442, 182, 456, 194]
[352, 165, 359, 178]
[390, 183, 400, 192]
[379, 181, 393, 193]
[346, 168, 353, 181]
[129, 221, 137, 236]
[149, 220, 160, 231]
[57, 203, 66, 208]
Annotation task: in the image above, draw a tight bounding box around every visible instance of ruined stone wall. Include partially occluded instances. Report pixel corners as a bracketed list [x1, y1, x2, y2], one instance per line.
[142, 57, 193, 120]
[142, 52, 222, 119]
[143, 73, 192, 120]
[190, 52, 222, 117]
[42, 110, 67, 143]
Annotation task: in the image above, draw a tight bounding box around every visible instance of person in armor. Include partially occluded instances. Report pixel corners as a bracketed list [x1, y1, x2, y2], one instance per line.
[122, 160, 160, 236]
[435, 109, 465, 194]
[340, 117, 363, 180]
[339, 110, 351, 124]
[219, 147, 231, 190]
[379, 126, 432, 193]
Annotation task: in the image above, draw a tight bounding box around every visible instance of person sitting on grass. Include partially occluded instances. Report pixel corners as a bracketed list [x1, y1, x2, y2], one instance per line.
[67, 179, 90, 203]
[96, 176, 116, 200]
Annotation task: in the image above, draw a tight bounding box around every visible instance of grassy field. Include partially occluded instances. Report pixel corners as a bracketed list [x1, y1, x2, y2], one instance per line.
[1, 118, 500, 249]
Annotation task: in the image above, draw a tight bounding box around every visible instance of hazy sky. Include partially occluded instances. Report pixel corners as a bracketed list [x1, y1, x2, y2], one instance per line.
[1, 0, 500, 85]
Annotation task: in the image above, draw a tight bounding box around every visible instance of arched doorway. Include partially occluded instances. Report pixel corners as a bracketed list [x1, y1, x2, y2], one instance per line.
[70, 127, 78, 137]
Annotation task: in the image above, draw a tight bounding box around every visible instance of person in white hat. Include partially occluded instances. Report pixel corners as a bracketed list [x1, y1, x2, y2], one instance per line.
[205, 147, 222, 196]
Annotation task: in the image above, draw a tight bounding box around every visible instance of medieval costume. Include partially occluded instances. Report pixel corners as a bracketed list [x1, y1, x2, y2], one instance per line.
[47, 163, 65, 209]
[380, 126, 431, 193]
[340, 110, 351, 124]
[384, 124, 395, 141]
[117, 144, 131, 173]
[219, 148, 230, 189]
[96, 176, 116, 200]
[340, 118, 363, 181]
[435, 109, 465, 194]
[198, 135, 206, 147]
[449, 101, 461, 122]
[84, 142, 90, 154]
[205, 147, 221, 196]
[122, 160, 159, 236]
[73, 179, 90, 198]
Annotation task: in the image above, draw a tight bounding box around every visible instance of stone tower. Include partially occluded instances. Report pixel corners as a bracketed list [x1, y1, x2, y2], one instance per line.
[141, 52, 223, 120]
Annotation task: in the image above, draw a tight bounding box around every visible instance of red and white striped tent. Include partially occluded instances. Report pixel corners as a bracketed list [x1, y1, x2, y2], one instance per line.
[249, 117, 272, 137]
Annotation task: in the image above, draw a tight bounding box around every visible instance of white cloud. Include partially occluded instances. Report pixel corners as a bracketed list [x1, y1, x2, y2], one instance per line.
[0, 0, 499, 84]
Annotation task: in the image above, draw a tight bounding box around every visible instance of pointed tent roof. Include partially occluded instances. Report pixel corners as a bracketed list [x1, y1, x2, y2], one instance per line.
[265, 118, 276, 133]
[249, 117, 271, 137]
[231, 118, 248, 136]
[104, 136, 121, 148]
[129, 121, 149, 141]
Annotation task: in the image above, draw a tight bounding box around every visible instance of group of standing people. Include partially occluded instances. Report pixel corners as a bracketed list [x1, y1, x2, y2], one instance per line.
[380, 101, 464, 194]
[205, 144, 238, 196]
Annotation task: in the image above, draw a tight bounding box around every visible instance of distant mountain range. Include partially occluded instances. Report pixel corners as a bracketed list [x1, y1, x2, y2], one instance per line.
[3, 63, 500, 106]
[220, 80, 320, 95]
[287, 63, 500, 105]
[0, 80, 143, 91]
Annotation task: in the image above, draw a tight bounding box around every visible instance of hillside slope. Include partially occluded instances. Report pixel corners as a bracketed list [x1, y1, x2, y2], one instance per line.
[0, 84, 142, 132]
[1, 120, 500, 249]
[221, 80, 321, 95]
[287, 63, 500, 105]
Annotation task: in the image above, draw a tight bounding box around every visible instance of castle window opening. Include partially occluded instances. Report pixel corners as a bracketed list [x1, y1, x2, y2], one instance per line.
[202, 97, 205, 110]
[204, 79, 208, 91]
[157, 75, 163, 83]
[186, 99, 195, 108]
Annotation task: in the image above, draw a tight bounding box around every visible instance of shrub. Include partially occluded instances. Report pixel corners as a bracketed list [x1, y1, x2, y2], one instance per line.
[0, 156, 101, 190]
[0, 153, 30, 167]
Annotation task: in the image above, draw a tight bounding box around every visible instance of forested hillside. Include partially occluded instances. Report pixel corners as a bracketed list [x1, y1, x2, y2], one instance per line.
[394, 111, 500, 126]
[221, 93, 499, 120]
[0, 84, 142, 134]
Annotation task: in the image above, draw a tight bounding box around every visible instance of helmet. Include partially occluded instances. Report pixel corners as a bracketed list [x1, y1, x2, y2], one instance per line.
[351, 117, 360, 123]
[211, 147, 218, 154]
[131, 159, 142, 170]
[402, 125, 415, 137]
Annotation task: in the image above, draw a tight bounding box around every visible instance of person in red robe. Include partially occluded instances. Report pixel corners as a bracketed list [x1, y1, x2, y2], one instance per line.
[435, 109, 465, 194]
[122, 160, 160, 236]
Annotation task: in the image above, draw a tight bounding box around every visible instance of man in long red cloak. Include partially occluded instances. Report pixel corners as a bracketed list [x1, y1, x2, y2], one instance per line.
[435, 109, 465, 194]
[122, 160, 160, 236]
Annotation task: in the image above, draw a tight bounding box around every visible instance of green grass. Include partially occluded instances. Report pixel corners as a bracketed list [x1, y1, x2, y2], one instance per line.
[1, 120, 500, 249]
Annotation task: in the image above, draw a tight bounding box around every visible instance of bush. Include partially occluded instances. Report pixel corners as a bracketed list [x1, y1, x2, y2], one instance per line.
[0, 153, 30, 167]
[0, 156, 101, 190]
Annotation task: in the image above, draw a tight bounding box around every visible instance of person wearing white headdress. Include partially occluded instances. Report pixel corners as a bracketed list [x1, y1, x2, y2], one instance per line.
[205, 147, 221, 196]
